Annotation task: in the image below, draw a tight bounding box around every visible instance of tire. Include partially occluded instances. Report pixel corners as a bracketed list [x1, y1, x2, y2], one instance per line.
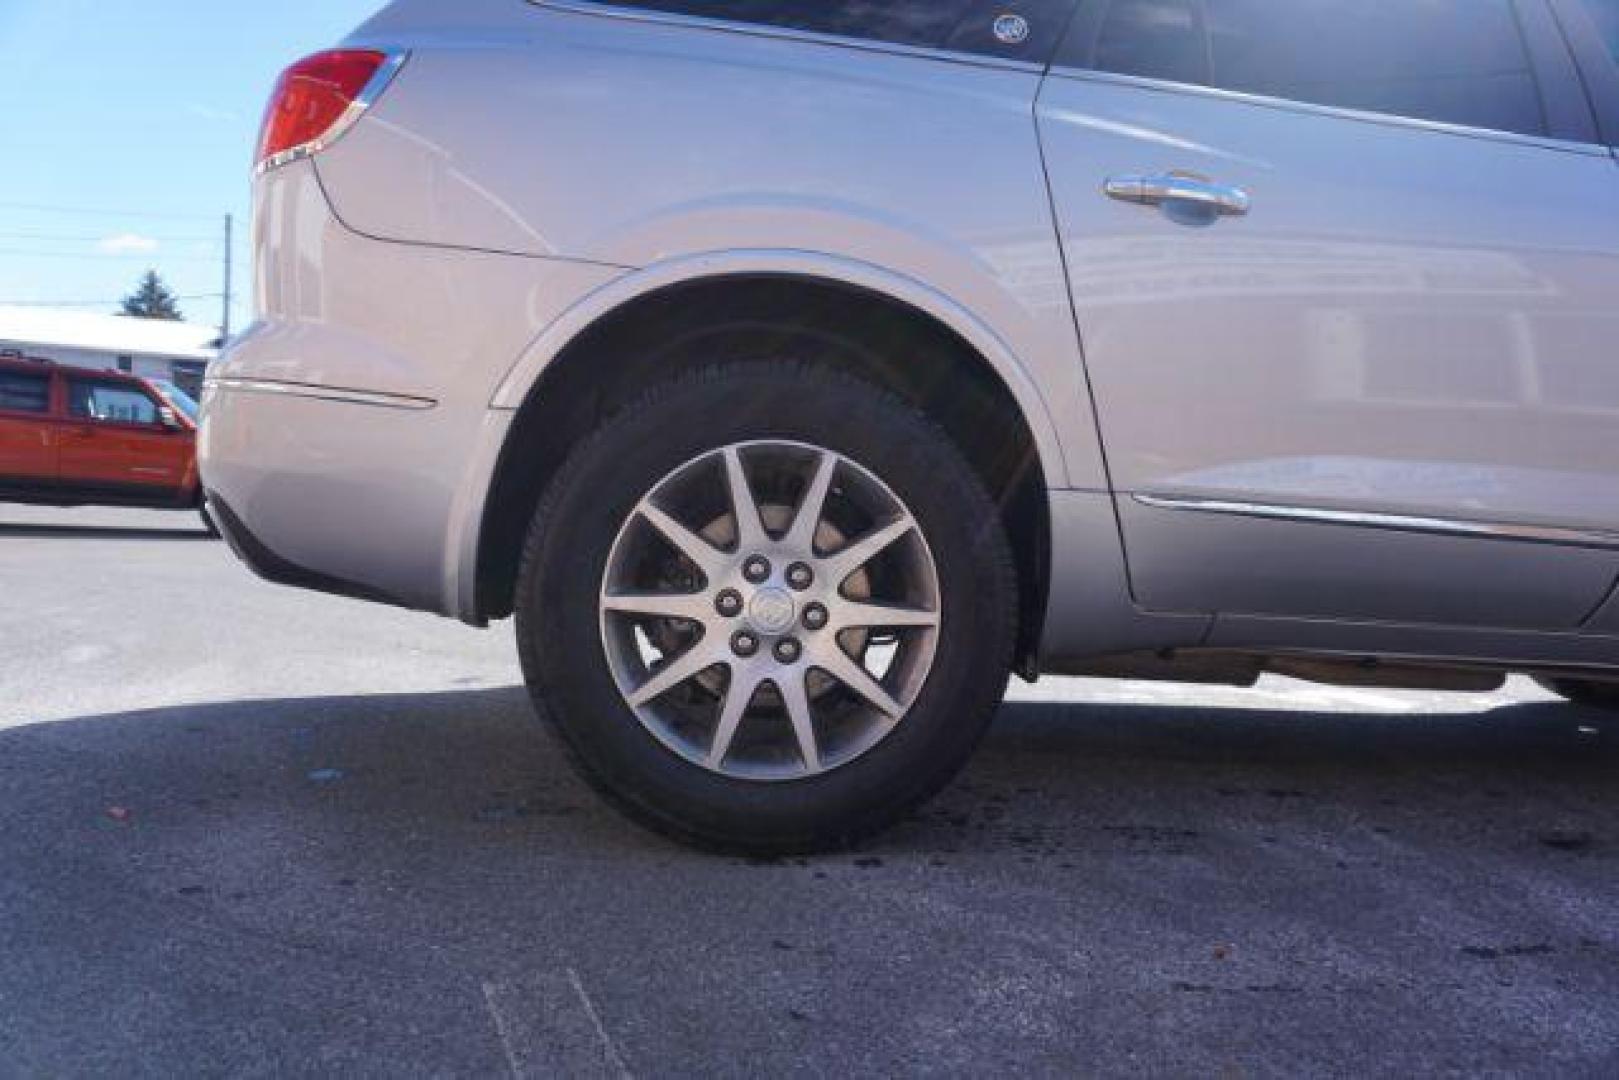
[515, 362, 1018, 854]
[1534, 676, 1619, 710]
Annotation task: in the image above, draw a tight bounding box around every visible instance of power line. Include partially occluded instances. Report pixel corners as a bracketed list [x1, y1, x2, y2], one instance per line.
[0, 230, 220, 245]
[0, 247, 225, 263]
[0, 206, 245, 334]
[0, 200, 222, 221]
[0, 293, 229, 308]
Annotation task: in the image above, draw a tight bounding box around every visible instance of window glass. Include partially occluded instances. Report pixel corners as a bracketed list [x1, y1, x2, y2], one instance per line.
[574, 1, 1079, 62]
[1065, 0, 1547, 137]
[1093, 0, 1205, 85]
[1576, 0, 1619, 64]
[69, 381, 160, 426]
[151, 380, 200, 421]
[943, 1, 1085, 61]
[0, 370, 49, 414]
[606, 0, 969, 46]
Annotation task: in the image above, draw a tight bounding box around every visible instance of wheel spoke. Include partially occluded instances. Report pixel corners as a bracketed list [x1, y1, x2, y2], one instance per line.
[816, 647, 904, 719]
[602, 592, 714, 624]
[723, 447, 769, 551]
[775, 671, 822, 772]
[834, 599, 940, 630]
[783, 450, 838, 552]
[637, 502, 725, 580]
[628, 645, 720, 709]
[709, 669, 762, 767]
[821, 517, 916, 586]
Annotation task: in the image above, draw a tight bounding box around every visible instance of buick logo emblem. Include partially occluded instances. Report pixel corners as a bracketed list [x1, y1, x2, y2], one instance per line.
[993, 13, 1031, 45]
[748, 588, 797, 636]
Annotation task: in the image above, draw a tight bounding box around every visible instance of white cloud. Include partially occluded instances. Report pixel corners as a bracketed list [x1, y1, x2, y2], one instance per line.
[99, 233, 160, 255]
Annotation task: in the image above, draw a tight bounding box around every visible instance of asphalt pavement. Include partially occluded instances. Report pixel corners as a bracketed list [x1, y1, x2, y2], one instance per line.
[1, 505, 1615, 1077]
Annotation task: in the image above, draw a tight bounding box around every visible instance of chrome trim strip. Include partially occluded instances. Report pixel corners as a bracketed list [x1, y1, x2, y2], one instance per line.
[531, 1, 1047, 75]
[1045, 67, 1613, 158]
[1131, 494, 1619, 551]
[205, 378, 437, 411]
[256, 50, 411, 178]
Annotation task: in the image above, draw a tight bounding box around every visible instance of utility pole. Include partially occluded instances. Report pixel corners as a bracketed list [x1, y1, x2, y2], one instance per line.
[221, 213, 234, 340]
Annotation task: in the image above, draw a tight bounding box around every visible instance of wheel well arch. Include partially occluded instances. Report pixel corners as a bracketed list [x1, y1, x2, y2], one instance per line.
[476, 273, 1051, 670]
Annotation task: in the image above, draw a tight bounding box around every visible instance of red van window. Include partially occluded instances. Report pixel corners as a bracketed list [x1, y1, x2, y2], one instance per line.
[68, 380, 161, 426]
[0, 369, 50, 414]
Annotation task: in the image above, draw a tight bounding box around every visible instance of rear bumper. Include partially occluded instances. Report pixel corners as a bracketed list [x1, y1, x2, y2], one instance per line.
[197, 158, 621, 620]
[200, 377, 524, 619]
[200, 381, 498, 617]
[205, 492, 406, 608]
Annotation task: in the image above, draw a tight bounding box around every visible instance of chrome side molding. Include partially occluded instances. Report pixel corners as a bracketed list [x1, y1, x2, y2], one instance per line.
[205, 378, 437, 411]
[1131, 494, 1619, 551]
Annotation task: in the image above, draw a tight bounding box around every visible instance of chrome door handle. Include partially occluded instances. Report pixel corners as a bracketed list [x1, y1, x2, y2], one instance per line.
[1104, 172, 1251, 217]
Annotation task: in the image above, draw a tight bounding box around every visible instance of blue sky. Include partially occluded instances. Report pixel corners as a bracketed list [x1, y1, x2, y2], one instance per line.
[0, 0, 384, 331]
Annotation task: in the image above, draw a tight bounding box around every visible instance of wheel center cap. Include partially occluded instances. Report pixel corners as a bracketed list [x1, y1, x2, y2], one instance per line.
[747, 587, 797, 636]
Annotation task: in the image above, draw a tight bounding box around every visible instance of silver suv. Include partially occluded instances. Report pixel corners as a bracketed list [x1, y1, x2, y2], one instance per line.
[203, 0, 1619, 852]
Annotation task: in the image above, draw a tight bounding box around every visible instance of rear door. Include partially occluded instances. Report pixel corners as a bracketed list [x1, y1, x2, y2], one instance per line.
[1037, 0, 1619, 630]
[0, 366, 58, 487]
[59, 376, 189, 497]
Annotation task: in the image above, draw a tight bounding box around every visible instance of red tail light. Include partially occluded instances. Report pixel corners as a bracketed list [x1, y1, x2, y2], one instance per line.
[256, 49, 404, 173]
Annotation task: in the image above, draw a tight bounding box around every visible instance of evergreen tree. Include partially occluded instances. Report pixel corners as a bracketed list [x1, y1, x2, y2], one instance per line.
[119, 271, 183, 321]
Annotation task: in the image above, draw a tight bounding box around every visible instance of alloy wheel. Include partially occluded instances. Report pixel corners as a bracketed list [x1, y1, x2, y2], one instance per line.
[599, 441, 942, 782]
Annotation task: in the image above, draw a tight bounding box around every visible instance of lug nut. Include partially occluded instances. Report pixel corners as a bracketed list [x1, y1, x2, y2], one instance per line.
[715, 589, 744, 617]
[743, 556, 772, 584]
[802, 603, 829, 632]
[786, 562, 814, 590]
[773, 637, 803, 665]
[732, 631, 760, 659]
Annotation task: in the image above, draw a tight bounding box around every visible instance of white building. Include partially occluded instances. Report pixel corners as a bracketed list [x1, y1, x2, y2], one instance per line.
[0, 306, 220, 397]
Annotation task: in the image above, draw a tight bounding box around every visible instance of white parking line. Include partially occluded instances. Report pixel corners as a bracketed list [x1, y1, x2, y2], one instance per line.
[568, 967, 632, 1080]
[478, 972, 633, 1079]
[481, 981, 525, 1080]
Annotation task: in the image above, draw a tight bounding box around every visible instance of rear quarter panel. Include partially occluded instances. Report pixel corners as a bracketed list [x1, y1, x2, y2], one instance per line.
[321, 3, 1103, 489]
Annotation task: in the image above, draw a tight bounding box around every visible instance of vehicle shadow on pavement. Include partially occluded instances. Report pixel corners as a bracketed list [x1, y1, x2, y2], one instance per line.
[0, 523, 212, 541]
[1, 687, 1613, 859]
[1, 688, 1614, 1075]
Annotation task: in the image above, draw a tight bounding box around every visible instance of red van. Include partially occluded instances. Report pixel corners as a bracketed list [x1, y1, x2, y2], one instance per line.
[0, 356, 209, 529]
